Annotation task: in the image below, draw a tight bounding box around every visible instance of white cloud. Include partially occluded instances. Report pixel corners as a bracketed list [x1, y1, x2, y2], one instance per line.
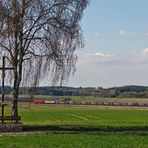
[140, 48, 148, 57]
[93, 32, 101, 37]
[141, 32, 148, 36]
[94, 52, 113, 57]
[119, 30, 127, 35]
[78, 49, 148, 66]
[69, 50, 148, 88]
[119, 30, 137, 36]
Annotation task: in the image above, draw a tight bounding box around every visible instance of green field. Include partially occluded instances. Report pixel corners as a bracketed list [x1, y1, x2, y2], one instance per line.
[2, 105, 148, 147]
[18, 106, 148, 128]
[0, 134, 148, 148]
[3, 105, 148, 129]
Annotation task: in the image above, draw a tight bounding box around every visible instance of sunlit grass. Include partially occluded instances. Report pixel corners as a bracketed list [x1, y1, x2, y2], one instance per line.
[13, 105, 148, 128]
[1, 105, 148, 147]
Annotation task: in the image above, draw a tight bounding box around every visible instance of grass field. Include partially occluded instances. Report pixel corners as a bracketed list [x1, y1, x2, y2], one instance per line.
[2, 104, 148, 147]
[2, 104, 148, 130]
[0, 134, 148, 148]
[18, 105, 148, 128]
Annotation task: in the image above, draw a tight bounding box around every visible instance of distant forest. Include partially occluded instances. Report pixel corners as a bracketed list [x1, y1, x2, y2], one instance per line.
[1, 85, 148, 98]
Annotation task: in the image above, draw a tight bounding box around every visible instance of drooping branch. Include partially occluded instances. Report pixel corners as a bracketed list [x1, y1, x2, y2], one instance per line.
[0, 0, 89, 87]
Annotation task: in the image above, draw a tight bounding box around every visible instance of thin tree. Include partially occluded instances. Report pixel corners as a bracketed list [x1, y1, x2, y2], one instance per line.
[0, 0, 89, 123]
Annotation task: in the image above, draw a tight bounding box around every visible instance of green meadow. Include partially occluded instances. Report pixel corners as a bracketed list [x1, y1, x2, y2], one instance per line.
[1, 105, 148, 147]
[18, 105, 148, 128]
[0, 134, 148, 148]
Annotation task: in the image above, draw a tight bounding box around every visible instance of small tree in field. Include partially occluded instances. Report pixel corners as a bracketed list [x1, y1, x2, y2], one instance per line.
[0, 0, 89, 123]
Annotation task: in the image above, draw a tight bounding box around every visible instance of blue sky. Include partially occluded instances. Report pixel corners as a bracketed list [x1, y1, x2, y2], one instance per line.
[68, 0, 148, 88]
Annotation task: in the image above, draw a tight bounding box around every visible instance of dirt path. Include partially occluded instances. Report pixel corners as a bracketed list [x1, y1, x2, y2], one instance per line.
[1, 130, 148, 136]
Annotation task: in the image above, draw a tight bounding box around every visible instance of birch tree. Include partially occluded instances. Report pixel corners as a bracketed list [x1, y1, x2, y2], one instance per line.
[0, 0, 88, 123]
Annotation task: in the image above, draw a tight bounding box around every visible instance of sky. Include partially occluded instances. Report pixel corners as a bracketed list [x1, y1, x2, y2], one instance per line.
[68, 0, 148, 88]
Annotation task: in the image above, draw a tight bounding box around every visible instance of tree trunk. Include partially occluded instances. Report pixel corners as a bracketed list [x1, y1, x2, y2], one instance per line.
[12, 71, 19, 123]
[12, 59, 23, 123]
[12, 89, 18, 123]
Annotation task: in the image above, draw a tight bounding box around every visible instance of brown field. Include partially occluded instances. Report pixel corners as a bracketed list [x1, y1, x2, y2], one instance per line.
[22, 103, 148, 110]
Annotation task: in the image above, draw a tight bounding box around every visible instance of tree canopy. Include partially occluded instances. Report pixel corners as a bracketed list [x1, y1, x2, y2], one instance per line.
[0, 0, 89, 121]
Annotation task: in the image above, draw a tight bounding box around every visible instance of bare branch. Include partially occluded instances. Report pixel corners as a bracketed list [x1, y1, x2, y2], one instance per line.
[0, 0, 89, 118]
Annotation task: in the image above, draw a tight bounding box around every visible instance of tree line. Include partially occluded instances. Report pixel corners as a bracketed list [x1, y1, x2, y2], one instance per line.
[1, 85, 148, 98]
